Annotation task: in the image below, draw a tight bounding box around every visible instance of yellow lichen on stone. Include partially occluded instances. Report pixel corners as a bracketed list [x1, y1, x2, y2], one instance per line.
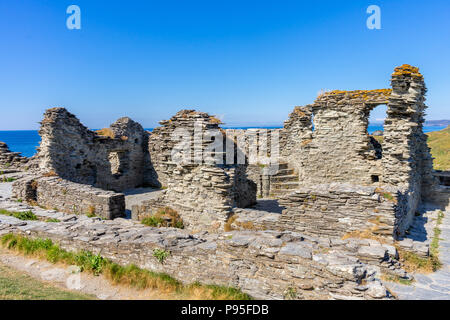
[318, 89, 392, 101]
[293, 107, 307, 117]
[392, 64, 423, 79]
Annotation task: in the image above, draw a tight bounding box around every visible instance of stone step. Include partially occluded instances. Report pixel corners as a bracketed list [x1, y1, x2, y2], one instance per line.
[271, 182, 299, 190]
[270, 175, 299, 183]
[273, 168, 295, 176]
[270, 189, 297, 197]
[278, 163, 289, 170]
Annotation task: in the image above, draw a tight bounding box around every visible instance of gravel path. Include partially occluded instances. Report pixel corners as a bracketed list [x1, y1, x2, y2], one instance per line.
[0, 250, 173, 300]
[387, 207, 450, 300]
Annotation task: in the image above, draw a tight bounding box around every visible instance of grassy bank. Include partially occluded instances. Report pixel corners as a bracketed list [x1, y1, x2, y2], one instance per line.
[427, 126, 450, 170]
[371, 126, 449, 171]
[0, 233, 251, 300]
[0, 262, 95, 300]
[397, 211, 444, 273]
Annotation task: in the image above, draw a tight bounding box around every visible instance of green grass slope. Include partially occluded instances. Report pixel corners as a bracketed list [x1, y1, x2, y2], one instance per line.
[427, 126, 450, 171]
[0, 262, 95, 300]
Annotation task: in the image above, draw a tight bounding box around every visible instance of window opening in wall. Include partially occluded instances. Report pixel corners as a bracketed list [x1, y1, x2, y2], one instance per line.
[368, 104, 387, 160]
[109, 151, 129, 177]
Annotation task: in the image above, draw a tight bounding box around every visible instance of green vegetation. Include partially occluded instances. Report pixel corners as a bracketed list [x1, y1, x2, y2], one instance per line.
[397, 211, 444, 273]
[141, 207, 184, 229]
[141, 215, 166, 227]
[374, 188, 397, 203]
[0, 209, 37, 221]
[45, 218, 60, 223]
[1, 177, 16, 183]
[370, 126, 449, 170]
[427, 126, 450, 170]
[1, 234, 251, 300]
[152, 248, 170, 264]
[381, 274, 413, 286]
[430, 211, 444, 260]
[0, 263, 95, 300]
[283, 287, 298, 300]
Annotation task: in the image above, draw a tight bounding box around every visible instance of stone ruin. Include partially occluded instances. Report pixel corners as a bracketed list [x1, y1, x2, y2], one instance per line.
[1, 64, 449, 300]
[0, 141, 29, 170]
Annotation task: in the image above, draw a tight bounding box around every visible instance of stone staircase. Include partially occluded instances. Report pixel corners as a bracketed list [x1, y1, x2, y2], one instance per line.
[269, 163, 299, 197]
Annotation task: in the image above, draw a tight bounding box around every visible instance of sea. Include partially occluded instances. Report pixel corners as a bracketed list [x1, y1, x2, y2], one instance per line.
[0, 125, 447, 158]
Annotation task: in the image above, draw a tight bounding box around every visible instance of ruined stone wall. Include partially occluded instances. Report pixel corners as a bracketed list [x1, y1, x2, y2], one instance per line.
[36, 108, 158, 192]
[0, 142, 29, 170]
[225, 129, 280, 198]
[2, 219, 390, 300]
[279, 106, 314, 164]
[382, 65, 438, 234]
[12, 176, 125, 219]
[147, 110, 256, 230]
[276, 183, 405, 239]
[297, 90, 391, 186]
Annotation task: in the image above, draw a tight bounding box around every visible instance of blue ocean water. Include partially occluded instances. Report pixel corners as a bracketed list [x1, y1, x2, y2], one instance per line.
[0, 125, 446, 158]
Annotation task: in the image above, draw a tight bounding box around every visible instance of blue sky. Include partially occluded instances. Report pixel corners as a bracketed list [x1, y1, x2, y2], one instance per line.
[0, 0, 449, 130]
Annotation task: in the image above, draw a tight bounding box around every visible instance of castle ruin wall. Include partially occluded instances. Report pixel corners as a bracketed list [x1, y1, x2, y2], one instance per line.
[36, 108, 158, 192]
[12, 176, 125, 219]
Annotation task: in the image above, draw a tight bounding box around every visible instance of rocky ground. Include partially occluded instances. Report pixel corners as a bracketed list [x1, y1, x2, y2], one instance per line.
[123, 187, 164, 218]
[1, 180, 449, 300]
[0, 250, 167, 300]
[385, 207, 450, 299]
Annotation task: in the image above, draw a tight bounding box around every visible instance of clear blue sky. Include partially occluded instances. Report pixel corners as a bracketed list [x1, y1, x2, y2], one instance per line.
[0, 0, 449, 130]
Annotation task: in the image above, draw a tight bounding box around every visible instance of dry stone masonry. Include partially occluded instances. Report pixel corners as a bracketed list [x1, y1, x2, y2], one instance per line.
[1, 64, 448, 300]
[0, 142, 29, 170]
[146, 110, 257, 230]
[36, 108, 158, 192]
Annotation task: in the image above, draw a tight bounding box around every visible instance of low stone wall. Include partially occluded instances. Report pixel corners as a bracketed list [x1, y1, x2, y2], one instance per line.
[0, 213, 391, 300]
[131, 194, 167, 221]
[0, 142, 29, 170]
[277, 183, 405, 239]
[12, 176, 125, 219]
[133, 165, 256, 231]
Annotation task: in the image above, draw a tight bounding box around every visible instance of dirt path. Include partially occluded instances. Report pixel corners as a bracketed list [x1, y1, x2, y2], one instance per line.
[0, 249, 173, 300]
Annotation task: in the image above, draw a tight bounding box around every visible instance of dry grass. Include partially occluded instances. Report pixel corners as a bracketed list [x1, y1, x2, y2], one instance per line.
[42, 171, 58, 177]
[427, 126, 450, 170]
[224, 215, 238, 232]
[0, 234, 251, 300]
[141, 207, 184, 229]
[293, 107, 307, 117]
[96, 128, 115, 139]
[375, 188, 397, 204]
[396, 211, 444, 273]
[0, 262, 96, 300]
[209, 116, 223, 125]
[86, 206, 96, 217]
[224, 215, 264, 232]
[381, 274, 413, 286]
[371, 135, 384, 144]
[396, 249, 440, 273]
[342, 214, 392, 243]
[342, 228, 389, 244]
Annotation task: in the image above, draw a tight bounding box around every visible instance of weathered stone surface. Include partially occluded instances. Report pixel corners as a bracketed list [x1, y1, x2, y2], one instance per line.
[0, 142, 29, 170]
[12, 177, 125, 219]
[0, 208, 391, 300]
[34, 108, 159, 192]
[143, 110, 256, 230]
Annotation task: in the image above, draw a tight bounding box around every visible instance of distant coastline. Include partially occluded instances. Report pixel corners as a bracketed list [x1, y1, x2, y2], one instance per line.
[424, 120, 450, 127]
[0, 124, 448, 158]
